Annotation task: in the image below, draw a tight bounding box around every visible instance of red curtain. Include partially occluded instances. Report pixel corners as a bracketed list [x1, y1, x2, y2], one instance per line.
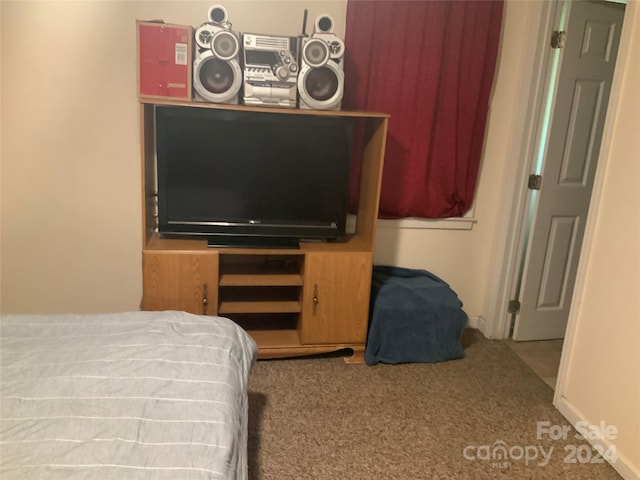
[344, 0, 504, 218]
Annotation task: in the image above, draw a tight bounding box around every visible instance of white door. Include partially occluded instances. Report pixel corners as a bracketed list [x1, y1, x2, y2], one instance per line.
[513, 0, 625, 341]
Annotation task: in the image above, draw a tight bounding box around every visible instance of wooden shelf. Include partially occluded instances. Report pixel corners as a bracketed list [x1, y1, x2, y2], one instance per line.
[219, 273, 302, 286]
[246, 328, 301, 349]
[219, 256, 303, 286]
[219, 301, 301, 314]
[140, 97, 389, 119]
[144, 233, 371, 253]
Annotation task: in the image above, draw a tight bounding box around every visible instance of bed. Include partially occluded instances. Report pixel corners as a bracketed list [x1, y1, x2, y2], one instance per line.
[0, 310, 257, 480]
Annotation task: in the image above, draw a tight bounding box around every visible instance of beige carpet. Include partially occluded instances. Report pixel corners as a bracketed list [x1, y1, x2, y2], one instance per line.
[247, 330, 622, 479]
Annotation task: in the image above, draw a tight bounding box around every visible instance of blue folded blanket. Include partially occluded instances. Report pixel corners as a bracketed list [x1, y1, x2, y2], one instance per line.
[365, 266, 468, 365]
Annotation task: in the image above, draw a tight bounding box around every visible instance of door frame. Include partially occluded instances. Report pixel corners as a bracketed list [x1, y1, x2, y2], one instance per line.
[483, 0, 627, 340]
[483, 0, 564, 340]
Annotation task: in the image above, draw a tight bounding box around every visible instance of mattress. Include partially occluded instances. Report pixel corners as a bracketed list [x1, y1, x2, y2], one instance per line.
[0, 310, 257, 480]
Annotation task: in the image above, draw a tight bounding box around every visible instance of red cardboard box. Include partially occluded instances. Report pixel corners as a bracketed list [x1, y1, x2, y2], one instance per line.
[137, 21, 193, 100]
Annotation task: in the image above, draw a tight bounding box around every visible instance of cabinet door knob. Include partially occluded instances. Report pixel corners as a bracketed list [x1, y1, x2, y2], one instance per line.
[312, 284, 319, 315]
[202, 284, 209, 315]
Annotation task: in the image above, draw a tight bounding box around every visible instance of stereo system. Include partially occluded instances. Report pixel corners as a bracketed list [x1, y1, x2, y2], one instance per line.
[139, 5, 345, 110]
[242, 33, 299, 108]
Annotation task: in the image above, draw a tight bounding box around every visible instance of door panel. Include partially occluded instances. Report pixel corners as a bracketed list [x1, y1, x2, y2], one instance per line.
[536, 215, 579, 309]
[143, 251, 219, 315]
[558, 80, 603, 185]
[513, 1, 624, 341]
[299, 252, 372, 345]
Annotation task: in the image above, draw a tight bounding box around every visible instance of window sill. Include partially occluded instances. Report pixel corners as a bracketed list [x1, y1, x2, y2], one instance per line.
[377, 217, 477, 230]
[347, 214, 477, 232]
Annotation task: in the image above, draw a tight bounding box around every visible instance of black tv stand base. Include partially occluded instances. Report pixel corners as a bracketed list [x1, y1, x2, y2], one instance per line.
[207, 235, 300, 249]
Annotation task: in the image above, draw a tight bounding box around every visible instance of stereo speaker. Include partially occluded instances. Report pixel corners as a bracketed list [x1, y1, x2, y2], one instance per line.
[297, 15, 344, 110]
[193, 5, 242, 104]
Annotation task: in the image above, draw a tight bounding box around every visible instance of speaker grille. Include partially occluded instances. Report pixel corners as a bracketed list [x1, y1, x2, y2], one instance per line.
[303, 39, 329, 68]
[317, 16, 333, 33]
[199, 58, 235, 94]
[208, 5, 227, 24]
[304, 66, 339, 101]
[212, 31, 238, 60]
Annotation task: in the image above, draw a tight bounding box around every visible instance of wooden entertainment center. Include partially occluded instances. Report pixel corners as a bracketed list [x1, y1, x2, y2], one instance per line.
[139, 99, 388, 362]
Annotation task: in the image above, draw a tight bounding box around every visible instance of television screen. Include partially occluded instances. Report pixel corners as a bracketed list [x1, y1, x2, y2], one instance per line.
[155, 106, 353, 248]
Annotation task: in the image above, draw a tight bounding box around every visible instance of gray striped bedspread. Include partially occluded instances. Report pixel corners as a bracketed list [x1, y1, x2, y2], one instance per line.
[0, 310, 257, 480]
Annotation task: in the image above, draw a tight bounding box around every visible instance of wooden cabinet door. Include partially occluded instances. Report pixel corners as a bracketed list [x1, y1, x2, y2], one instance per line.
[299, 252, 372, 344]
[143, 251, 218, 315]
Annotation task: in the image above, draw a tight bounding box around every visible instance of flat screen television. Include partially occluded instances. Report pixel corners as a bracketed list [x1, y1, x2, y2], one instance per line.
[155, 105, 353, 248]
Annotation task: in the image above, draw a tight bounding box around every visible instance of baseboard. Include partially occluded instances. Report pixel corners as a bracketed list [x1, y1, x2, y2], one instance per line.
[466, 315, 486, 334]
[555, 396, 640, 480]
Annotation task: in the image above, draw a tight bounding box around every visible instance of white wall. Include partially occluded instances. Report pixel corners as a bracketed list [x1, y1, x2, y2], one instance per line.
[0, 1, 539, 317]
[554, 2, 640, 478]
